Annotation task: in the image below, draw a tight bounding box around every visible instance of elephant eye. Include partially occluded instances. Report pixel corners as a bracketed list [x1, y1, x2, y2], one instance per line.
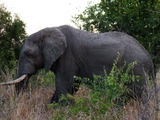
[24, 50, 34, 57]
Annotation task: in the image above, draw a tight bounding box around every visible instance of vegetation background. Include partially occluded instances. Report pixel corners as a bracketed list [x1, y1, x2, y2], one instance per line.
[0, 0, 160, 119]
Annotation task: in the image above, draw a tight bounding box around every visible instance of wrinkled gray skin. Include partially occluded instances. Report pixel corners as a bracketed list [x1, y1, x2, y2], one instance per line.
[16, 25, 155, 103]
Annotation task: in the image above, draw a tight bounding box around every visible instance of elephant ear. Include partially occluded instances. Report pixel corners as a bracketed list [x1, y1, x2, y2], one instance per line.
[42, 28, 67, 70]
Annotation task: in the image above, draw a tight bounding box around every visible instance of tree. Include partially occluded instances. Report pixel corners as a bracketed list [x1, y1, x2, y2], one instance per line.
[0, 4, 26, 70]
[73, 0, 160, 67]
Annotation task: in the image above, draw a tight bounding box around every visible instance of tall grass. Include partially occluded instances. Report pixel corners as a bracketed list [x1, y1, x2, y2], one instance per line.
[0, 67, 159, 120]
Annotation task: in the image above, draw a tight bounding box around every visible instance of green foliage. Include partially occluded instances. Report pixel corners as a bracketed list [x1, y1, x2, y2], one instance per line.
[29, 70, 55, 90]
[51, 61, 139, 119]
[73, 0, 160, 66]
[38, 70, 55, 86]
[0, 4, 26, 70]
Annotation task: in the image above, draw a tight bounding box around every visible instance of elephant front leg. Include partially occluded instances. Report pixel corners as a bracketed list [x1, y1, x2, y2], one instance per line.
[50, 75, 74, 104]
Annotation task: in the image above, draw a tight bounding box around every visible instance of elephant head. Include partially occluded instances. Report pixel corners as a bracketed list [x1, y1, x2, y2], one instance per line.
[1, 27, 67, 93]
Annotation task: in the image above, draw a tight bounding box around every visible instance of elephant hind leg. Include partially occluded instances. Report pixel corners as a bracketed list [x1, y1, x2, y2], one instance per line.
[126, 65, 149, 99]
[129, 67, 152, 120]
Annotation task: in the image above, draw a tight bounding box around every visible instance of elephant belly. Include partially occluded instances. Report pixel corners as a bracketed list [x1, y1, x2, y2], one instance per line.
[78, 61, 112, 79]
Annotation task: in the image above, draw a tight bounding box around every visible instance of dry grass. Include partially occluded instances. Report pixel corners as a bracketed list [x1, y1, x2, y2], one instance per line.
[0, 86, 54, 120]
[0, 71, 160, 120]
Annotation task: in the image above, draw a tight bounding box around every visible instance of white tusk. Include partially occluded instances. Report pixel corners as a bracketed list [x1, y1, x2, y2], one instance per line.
[0, 74, 28, 85]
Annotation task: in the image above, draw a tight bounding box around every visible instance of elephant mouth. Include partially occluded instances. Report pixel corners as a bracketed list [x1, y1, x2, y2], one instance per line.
[0, 74, 29, 85]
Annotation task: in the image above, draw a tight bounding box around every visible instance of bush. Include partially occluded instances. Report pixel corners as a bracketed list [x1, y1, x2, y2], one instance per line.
[50, 61, 140, 119]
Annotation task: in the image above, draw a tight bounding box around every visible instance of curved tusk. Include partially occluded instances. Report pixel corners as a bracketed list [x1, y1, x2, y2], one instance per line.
[0, 74, 28, 85]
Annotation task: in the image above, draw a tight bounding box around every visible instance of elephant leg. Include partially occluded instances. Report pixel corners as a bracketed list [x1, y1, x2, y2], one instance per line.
[125, 64, 147, 99]
[129, 66, 151, 119]
[50, 74, 75, 103]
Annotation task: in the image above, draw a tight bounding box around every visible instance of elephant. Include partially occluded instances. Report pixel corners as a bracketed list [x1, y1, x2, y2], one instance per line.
[0, 25, 156, 104]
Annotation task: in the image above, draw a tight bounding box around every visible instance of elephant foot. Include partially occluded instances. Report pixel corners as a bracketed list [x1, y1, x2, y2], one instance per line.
[50, 91, 59, 103]
[50, 91, 74, 106]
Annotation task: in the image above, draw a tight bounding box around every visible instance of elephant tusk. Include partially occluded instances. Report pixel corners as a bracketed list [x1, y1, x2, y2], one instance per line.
[0, 74, 28, 85]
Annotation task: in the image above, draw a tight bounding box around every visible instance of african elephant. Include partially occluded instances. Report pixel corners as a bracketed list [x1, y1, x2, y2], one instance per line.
[0, 25, 156, 103]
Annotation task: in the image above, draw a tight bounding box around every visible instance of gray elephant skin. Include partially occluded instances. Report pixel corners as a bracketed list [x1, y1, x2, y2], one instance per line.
[14, 25, 155, 103]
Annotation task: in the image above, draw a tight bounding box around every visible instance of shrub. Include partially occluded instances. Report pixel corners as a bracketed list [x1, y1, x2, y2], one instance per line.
[50, 61, 140, 119]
